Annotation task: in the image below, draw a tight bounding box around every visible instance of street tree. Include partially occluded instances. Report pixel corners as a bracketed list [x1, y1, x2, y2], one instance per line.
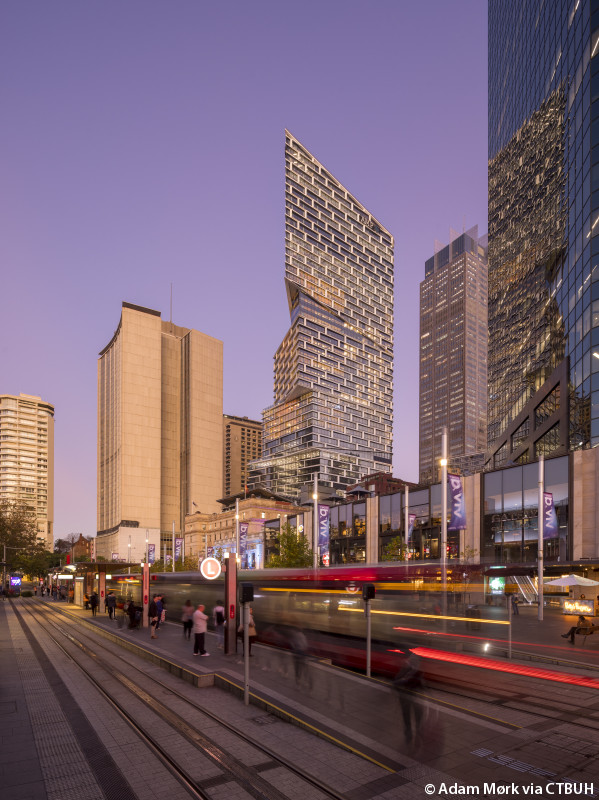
[0, 501, 44, 573]
[266, 523, 313, 568]
[380, 535, 407, 562]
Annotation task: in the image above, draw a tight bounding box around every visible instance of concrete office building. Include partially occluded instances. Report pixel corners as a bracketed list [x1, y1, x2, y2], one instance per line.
[249, 131, 394, 500]
[97, 302, 223, 562]
[223, 415, 262, 498]
[488, 1, 599, 463]
[0, 393, 54, 550]
[419, 227, 488, 484]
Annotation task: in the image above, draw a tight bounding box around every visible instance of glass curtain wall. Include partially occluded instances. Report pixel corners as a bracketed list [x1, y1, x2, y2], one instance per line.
[482, 456, 569, 564]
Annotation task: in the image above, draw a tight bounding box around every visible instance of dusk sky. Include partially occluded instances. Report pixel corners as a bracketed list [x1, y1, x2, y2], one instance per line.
[2, 1, 488, 539]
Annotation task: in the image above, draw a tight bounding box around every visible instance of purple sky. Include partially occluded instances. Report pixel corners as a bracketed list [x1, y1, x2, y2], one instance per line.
[1, 1, 488, 539]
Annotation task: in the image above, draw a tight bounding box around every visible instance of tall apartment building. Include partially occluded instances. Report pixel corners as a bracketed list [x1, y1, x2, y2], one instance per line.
[487, 1, 599, 461]
[249, 131, 394, 500]
[419, 228, 488, 484]
[0, 393, 54, 550]
[223, 415, 262, 498]
[97, 302, 223, 561]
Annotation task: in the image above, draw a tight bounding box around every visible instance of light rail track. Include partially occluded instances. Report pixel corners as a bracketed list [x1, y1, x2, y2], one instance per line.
[16, 600, 352, 800]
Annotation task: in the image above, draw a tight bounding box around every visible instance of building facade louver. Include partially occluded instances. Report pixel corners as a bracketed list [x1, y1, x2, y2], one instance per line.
[249, 132, 394, 500]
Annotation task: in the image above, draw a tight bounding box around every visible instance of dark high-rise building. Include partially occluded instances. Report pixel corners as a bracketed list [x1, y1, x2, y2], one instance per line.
[419, 227, 488, 484]
[488, 0, 599, 462]
[249, 132, 394, 499]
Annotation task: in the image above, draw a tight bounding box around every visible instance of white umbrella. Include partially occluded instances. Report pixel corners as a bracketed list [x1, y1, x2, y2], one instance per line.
[544, 574, 599, 587]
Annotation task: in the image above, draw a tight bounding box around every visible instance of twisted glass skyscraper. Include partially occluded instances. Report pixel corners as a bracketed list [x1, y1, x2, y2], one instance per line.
[488, 0, 599, 458]
[250, 132, 394, 499]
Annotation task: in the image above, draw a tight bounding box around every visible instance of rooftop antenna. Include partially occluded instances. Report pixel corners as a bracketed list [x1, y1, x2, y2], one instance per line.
[462, 215, 466, 233]
[170, 283, 173, 323]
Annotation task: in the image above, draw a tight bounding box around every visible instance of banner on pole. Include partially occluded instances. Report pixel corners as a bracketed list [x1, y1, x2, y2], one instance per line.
[239, 522, 249, 568]
[448, 474, 466, 531]
[543, 492, 558, 539]
[148, 543, 155, 565]
[318, 505, 330, 565]
[174, 537, 183, 561]
[407, 514, 416, 546]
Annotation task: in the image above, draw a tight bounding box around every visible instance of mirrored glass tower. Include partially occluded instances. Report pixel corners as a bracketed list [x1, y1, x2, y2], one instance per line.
[249, 132, 394, 499]
[488, 0, 598, 457]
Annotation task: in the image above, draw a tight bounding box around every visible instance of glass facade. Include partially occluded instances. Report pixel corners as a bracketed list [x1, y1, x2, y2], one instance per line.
[482, 456, 569, 564]
[489, 0, 599, 451]
[250, 132, 394, 499]
[419, 228, 488, 483]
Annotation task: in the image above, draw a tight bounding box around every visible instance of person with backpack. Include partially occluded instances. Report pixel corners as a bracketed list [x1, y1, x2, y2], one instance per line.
[213, 600, 225, 649]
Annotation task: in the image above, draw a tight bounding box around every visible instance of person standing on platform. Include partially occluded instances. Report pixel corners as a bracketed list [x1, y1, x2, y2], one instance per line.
[511, 595, 519, 615]
[238, 607, 257, 656]
[149, 595, 159, 638]
[51, 586, 57, 601]
[192, 604, 209, 656]
[213, 600, 225, 649]
[126, 600, 138, 629]
[181, 599, 194, 640]
[90, 592, 98, 616]
[106, 591, 117, 619]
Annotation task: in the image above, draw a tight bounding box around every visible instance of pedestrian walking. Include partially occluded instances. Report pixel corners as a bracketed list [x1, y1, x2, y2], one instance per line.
[149, 595, 159, 638]
[181, 600, 194, 640]
[68, 587, 74, 604]
[511, 594, 519, 615]
[213, 600, 225, 649]
[106, 591, 117, 620]
[34, 586, 38, 596]
[393, 652, 424, 745]
[51, 586, 58, 601]
[192, 604, 209, 656]
[237, 607, 257, 656]
[90, 592, 99, 616]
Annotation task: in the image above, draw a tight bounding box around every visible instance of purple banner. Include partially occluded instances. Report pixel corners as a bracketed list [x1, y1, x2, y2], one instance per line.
[148, 543, 155, 565]
[318, 506, 330, 564]
[407, 514, 416, 546]
[543, 492, 558, 539]
[239, 522, 249, 569]
[175, 537, 183, 561]
[448, 474, 466, 531]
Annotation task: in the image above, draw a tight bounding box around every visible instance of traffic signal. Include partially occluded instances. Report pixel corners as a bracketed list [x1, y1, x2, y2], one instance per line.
[240, 582, 254, 603]
[362, 583, 375, 601]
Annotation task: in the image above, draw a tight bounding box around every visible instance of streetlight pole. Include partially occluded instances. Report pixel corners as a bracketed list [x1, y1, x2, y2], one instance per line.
[440, 427, 448, 617]
[313, 473, 318, 570]
[145, 530, 149, 565]
[128, 535, 131, 574]
[538, 455, 544, 622]
[235, 498, 240, 566]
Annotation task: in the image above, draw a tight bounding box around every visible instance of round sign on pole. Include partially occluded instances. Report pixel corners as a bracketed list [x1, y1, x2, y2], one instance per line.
[200, 557, 222, 580]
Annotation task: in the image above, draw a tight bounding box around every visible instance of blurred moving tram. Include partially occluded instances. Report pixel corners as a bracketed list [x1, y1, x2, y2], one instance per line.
[104, 563, 498, 677]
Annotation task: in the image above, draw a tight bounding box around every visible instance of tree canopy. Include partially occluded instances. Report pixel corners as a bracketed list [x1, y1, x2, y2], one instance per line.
[380, 535, 407, 562]
[0, 501, 52, 580]
[266, 523, 313, 568]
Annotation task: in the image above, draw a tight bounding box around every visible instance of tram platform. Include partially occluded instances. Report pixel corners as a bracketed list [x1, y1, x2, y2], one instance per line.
[4, 597, 599, 799]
